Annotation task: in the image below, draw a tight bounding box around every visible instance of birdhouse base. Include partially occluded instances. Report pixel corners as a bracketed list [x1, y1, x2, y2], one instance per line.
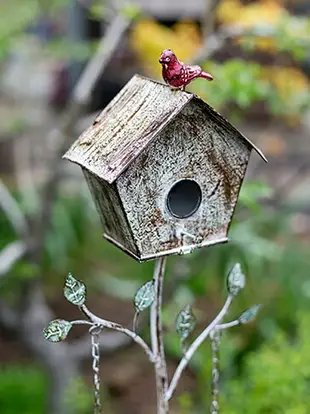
[103, 233, 229, 263]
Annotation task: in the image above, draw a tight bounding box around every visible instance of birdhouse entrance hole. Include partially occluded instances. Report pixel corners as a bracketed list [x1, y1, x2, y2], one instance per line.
[167, 179, 202, 219]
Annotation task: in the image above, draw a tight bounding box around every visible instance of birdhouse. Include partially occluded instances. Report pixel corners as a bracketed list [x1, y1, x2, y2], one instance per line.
[64, 75, 266, 262]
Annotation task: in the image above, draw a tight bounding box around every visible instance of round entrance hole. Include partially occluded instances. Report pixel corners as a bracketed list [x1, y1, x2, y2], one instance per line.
[166, 179, 202, 219]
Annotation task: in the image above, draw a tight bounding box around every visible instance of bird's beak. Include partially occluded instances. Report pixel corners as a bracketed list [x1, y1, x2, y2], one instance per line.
[159, 58, 164, 64]
[205, 72, 213, 81]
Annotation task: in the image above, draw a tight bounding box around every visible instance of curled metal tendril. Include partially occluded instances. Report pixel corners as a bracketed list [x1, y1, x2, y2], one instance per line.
[210, 329, 221, 414]
[89, 325, 102, 414]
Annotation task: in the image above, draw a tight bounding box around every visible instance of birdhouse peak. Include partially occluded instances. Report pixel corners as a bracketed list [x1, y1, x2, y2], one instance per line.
[64, 75, 266, 185]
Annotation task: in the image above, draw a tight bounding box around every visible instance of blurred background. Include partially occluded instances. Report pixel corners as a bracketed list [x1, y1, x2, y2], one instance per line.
[0, 0, 310, 413]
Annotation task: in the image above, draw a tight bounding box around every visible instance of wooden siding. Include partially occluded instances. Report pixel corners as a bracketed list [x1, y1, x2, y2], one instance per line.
[83, 169, 138, 256]
[64, 76, 192, 183]
[116, 100, 251, 259]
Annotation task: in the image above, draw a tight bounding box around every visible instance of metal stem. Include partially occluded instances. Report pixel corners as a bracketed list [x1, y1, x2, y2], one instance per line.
[150, 257, 169, 414]
[210, 329, 221, 414]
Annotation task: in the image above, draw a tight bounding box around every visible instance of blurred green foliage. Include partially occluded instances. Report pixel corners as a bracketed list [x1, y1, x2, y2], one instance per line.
[0, 365, 92, 414]
[64, 377, 93, 413]
[192, 59, 310, 119]
[0, 365, 47, 414]
[2, 178, 310, 412]
[0, 0, 310, 412]
[177, 313, 310, 413]
[221, 313, 310, 413]
[0, 0, 69, 58]
[239, 14, 310, 61]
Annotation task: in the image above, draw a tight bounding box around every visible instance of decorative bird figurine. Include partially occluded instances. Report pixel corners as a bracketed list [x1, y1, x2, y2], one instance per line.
[159, 49, 213, 91]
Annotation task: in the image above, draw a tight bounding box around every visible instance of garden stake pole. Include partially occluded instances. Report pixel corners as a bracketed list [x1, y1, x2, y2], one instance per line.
[210, 329, 221, 414]
[150, 257, 169, 414]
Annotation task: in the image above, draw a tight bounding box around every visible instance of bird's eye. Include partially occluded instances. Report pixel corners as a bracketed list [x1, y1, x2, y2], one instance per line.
[166, 57, 170, 62]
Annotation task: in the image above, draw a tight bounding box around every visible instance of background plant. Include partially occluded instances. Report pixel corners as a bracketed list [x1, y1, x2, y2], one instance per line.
[0, 0, 310, 412]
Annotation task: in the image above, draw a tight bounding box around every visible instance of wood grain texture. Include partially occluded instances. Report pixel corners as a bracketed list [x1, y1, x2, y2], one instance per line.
[83, 169, 138, 255]
[63, 75, 266, 186]
[116, 99, 251, 260]
[64, 75, 192, 184]
[64, 75, 266, 261]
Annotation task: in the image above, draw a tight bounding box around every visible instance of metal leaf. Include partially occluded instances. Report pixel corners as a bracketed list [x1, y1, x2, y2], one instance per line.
[64, 273, 86, 306]
[227, 263, 246, 296]
[43, 319, 72, 342]
[239, 305, 261, 324]
[176, 304, 196, 341]
[134, 280, 155, 313]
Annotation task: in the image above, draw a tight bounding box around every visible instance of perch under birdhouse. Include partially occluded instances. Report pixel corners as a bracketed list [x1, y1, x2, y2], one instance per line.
[63, 75, 266, 262]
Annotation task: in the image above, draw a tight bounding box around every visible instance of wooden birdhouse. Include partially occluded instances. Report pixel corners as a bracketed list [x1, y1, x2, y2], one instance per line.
[64, 75, 266, 262]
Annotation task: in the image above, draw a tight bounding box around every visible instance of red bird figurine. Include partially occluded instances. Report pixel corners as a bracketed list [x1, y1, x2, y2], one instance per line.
[159, 49, 213, 91]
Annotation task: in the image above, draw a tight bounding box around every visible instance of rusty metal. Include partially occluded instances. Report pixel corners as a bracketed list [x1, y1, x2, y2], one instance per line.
[63, 75, 266, 262]
[103, 232, 229, 262]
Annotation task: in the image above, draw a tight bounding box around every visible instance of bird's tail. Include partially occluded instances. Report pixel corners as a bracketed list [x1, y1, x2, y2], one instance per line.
[199, 71, 213, 81]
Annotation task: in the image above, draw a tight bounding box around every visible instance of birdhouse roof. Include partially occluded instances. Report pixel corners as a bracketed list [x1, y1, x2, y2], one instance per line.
[64, 75, 266, 183]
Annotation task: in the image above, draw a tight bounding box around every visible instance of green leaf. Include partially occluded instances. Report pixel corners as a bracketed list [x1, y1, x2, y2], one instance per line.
[43, 319, 72, 342]
[176, 304, 196, 341]
[227, 263, 246, 296]
[239, 305, 262, 324]
[134, 280, 155, 312]
[64, 273, 86, 306]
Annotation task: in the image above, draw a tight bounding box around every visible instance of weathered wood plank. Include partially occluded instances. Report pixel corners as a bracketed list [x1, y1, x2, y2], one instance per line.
[83, 169, 138, 255]
[117, 100, 251, 259]
[64, 75, 192, 183]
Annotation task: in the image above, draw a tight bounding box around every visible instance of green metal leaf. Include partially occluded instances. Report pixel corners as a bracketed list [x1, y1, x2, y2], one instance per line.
[43, 319, 72, 342]
[227, 263, 246, 296]
[134, 280, 155, 313]
[176, 305, 196, 341]
[64, 273, 86, 306]
[239, 305, 262, 324]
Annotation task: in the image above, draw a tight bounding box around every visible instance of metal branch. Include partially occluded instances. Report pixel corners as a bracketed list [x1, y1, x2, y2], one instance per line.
[0, 241, 27, 278]
[0, 179, 29, 238]
[166, 295, 233, 402]
[80, 304, 155, 363]
[71, 330, 132, 360]
[71, 320, 94, 326]
[150, 257, 169, 414]
[217, 320, 239, 330]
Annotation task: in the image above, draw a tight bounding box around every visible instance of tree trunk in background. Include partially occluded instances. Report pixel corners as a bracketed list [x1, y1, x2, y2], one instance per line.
[47, 354, 79, 414]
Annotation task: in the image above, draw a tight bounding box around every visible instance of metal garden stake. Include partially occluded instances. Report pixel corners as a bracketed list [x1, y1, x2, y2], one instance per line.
[44, 75, 266, 413]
